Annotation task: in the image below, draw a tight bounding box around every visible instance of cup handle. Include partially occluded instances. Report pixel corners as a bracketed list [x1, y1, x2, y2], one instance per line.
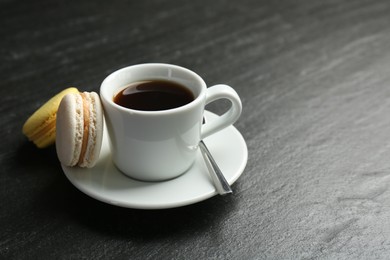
[201, 84, 242, 139]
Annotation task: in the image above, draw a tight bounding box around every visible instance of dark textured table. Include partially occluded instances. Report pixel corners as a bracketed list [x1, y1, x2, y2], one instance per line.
[2, 0, 390, 259]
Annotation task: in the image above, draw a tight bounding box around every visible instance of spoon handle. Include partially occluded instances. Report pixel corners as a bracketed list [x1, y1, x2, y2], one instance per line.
[199, 140, 233, 195]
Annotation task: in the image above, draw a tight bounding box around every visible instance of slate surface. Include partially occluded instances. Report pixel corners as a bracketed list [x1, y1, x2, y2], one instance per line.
[2, 0, 390, 259]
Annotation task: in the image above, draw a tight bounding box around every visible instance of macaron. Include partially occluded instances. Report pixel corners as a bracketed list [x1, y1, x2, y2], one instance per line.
[56, 91, 104, 168]
[22, 87, 79, 148]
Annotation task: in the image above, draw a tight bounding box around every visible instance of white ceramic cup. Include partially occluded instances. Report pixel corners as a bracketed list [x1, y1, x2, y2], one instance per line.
[100, 63, 242, 181]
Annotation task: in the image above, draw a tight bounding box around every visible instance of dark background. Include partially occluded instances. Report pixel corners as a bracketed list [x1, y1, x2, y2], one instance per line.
[2, 0, 390, 259]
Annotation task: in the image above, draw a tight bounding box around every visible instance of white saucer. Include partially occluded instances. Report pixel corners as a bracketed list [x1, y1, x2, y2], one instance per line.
[61, 111, 248, 209]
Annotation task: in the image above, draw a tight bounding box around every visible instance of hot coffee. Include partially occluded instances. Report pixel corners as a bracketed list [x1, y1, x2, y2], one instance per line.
[114, 80, 194, 111]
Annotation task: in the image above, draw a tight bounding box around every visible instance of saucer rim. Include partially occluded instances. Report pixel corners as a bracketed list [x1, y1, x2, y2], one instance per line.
[61, 111, 248, 209]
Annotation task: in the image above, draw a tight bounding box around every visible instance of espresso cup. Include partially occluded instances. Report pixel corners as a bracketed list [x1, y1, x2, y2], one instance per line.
[100, 63, 242, 181]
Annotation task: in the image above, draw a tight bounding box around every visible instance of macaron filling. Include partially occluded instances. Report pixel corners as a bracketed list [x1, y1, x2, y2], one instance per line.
[82, 93, 99, 167]
[78, 93, 90, 166]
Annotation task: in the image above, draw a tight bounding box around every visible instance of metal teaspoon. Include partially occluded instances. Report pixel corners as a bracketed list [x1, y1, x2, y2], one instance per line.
[200, 117, 233, 195]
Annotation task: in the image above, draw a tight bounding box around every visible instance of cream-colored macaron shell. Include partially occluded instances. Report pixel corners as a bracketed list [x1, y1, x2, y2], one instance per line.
[56, 92, 103, 168]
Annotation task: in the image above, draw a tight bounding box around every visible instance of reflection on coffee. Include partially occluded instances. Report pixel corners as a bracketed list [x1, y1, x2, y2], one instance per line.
[114, 80, 195, 111]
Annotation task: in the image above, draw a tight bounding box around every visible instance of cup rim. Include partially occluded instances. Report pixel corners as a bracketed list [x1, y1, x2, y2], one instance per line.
[100, 63, 207, 116]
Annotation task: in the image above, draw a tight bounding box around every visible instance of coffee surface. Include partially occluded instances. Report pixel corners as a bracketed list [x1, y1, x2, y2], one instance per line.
[114, 80, 194, 111]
